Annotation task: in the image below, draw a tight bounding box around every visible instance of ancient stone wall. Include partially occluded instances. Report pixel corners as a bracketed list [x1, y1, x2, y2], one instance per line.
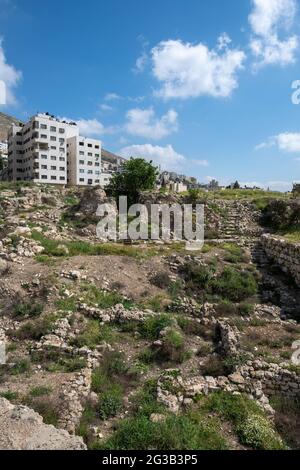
[261, 234, 300, 287]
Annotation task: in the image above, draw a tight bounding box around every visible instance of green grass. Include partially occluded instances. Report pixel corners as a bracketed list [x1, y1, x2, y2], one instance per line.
[13, 301, 44, 319]
[211, 267, 258, 302]
[72, 320, 116, 349]
[31, 349, 87, 372]
[10, 359, 31, 376]
[0, 391, 19, 401]
[79, 282, 133, 309]
[11, 315, 56, 340]
[138, 314, 174, 340]
[96, 410, 228, 450]
[29, 386, 52, 397]
[201, 392, 286, 450]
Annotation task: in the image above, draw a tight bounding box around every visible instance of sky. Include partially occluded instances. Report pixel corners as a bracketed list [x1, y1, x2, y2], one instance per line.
[1, 0, 300, 190]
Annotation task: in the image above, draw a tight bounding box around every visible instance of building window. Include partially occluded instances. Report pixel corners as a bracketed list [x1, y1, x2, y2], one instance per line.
[59, 167, 65, 171]
[50, 136, 56, 141]
[41, 154, 47, 159]
[41, 175, 47, 180]
[51, 146, 56, 150]
[41, 124, 47, 129]
[50, 126, 57, 132]
[95, 145, 99, 149]
[41, 134, 47, 139]
[88, 179, 93, 185]
[88, 161, 93, 166]
[59, 128, 65, 134]
[41, 165, 47, 169]
[59, 138, 65, 144]
[79, 151, 84, 155]
[88, 144, 92, 148]
[59, 148, 65, 152]
[87, 170, 93, 174]
[79, 178, 84, 182]
[59, 176, 65, 181]
[79, 160, 84, 165]
[95, 179, 100, 183]
[51, 166, 57, 170]
[88, 152, 92, 157]
[51, 156, 57, 160]
[95, 162, 100, 167]
[79, 169, 84, 173]
[59, 157, 65, 162]
[79, 142, 84, 146]
[51, 175, 57, 180]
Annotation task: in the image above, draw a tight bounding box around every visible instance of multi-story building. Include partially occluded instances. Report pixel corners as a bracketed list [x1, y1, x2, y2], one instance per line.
[7, 113, 79, 184]
[67, 135, 102, 186]
[7, 113, 114, 187]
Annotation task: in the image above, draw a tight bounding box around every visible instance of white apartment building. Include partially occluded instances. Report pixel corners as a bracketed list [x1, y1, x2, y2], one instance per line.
[67, 135, 102, 186]
[7, 113, 110, 187]
[8, 113, 79, 184]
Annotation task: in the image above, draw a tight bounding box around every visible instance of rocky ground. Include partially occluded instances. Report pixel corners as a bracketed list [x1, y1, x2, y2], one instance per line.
[0, 183, 299, 450]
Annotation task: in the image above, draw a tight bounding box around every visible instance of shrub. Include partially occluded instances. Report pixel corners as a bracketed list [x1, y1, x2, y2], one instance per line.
[29, 386, 52, 397]
[139, 315, 173, 340]
[72, 320, 115, 349]
[98, 386, 123, 420]
[13, 302, 44, 319]
[11, 358, 31, 375]
[29, 399, 59, 426]
[211, 267, 257, 302]
[181, 261, 214, 290]
[237, 414, 286, 450]
[150, 272, 172, 289]
[156, 328, 187, 364]
[238, 302, 255, 316]
[12, 316, 54, 340]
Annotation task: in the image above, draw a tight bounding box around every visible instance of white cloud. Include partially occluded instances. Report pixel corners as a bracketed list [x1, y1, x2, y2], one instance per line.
[99, 103, 114, 112]
[0, 37, 22, 106]
[62, 118, 117, 138]
[256, 132, 300, 152]
[104, 92, 122, 101]
[249, 0, 298, 68]
[133, 51, 148, 74]
[119, 143, 186, 171]
[190, 159, 209, 167]
[151, 36, 246, 100]
[125, 107, 178, 140]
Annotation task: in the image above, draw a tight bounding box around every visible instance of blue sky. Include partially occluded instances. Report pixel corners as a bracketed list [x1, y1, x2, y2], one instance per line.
[1, 0, 300, 190]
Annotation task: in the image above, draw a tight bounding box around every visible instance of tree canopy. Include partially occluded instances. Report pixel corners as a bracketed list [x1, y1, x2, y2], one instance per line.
[107, 158, 158, 206]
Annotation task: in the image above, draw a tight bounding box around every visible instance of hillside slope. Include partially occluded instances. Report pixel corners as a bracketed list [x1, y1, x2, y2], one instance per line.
[0, 112, 23, 141]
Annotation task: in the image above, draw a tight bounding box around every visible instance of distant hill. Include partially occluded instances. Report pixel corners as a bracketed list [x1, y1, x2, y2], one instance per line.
[0, 112, 23, 141]
[101, 148, 126, 164]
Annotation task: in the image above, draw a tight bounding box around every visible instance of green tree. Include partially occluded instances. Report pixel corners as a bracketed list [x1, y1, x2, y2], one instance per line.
[108, 158, 158, 206]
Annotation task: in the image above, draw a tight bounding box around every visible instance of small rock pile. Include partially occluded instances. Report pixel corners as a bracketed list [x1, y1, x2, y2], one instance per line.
[78, 303, 157, 324]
